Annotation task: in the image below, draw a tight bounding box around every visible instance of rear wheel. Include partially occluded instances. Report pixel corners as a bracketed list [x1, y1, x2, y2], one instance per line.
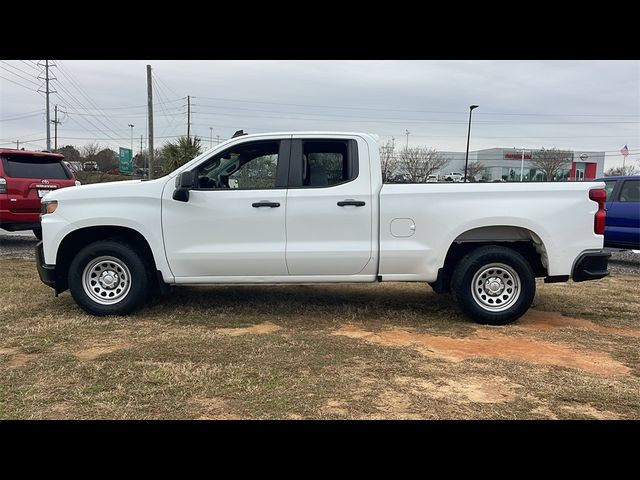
[68, 239, 150, 316]
[451, 246, 535, 325]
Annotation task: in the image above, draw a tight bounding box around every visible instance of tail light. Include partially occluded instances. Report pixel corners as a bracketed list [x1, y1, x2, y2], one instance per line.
[589, 188, 606, 235]
[0, 177, 6, 194]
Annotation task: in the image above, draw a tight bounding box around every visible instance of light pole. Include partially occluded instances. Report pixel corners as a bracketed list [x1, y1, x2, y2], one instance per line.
[463, 105, 479, 183]
[405, 129, 410, 149]
[520, 149, 529, 182]
[210, 127, 213, 148]
[128, 124, 134, 153]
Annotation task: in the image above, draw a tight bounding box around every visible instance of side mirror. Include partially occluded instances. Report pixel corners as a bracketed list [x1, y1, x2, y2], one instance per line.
[173, 170, 195, 202]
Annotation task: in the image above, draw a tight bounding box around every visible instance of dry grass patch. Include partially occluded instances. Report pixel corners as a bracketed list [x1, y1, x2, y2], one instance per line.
[1, 257, 639, 419]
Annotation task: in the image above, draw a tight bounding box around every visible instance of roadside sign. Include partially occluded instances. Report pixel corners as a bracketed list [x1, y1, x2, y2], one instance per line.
[119, 147, 133, 175]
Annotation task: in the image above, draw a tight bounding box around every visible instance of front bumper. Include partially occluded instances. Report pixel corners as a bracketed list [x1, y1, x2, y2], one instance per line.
[572, 250, 610, 282]
[36, 241, 58, 292]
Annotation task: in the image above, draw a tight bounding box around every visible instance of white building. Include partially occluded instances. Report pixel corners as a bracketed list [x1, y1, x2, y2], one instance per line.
[437, 147, 605, 181]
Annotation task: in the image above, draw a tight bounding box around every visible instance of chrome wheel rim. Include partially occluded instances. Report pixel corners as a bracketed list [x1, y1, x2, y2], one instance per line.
[471, 262, 521, 312]
[82, 256, 131, 305]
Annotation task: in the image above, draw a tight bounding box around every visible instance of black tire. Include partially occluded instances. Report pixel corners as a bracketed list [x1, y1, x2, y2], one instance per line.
[33, 228, 42, 240]
[68, 239, 150, 316]
[451, 245, 535, 325]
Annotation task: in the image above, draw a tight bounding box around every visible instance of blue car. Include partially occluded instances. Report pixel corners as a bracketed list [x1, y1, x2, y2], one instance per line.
[595, 175, 640, 250]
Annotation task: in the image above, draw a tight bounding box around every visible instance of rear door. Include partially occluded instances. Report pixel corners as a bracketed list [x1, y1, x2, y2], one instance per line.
[285, 135, 374, 276]
[1, 154, 74, 214]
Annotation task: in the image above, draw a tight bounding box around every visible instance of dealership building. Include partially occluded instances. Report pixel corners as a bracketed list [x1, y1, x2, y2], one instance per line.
[436, 147, 605, 181]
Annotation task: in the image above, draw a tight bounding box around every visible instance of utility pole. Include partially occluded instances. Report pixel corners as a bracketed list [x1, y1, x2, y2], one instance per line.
[217, 135, 220, 145]
[405, 129, 410, 149]
[51, 105, 62, 151]
[210, 127, 213, 148]
[128, 124, 135, 153]
[16, 140, 19, 149]
[44, 60, 51, 151]
[140, 135, 143, 156]
[187, 95, 191, 141]
[147, 65, 154, 180]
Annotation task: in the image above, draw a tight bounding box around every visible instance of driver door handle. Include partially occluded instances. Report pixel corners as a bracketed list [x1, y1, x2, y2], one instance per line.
[252, 201, 280, 208]
[337, 199, 366, 207]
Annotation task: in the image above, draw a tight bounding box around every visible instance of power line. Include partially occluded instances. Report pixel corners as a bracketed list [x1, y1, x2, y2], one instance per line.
[18, 60, 41, 73]
[192, 95, 640, 118]
[0, 64, 41, 86]
[52, 75, 126, 146]
[189, 107, 640, 125]
[55, 60, 128, 138]
[0, 75, 39, 91]
[0, 111, 43, 122]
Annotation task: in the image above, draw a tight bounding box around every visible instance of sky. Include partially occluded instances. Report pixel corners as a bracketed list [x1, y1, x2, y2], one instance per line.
[1, 60, 639, 169]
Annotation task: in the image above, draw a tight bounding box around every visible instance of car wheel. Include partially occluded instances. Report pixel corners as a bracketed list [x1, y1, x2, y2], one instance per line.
[68, 239, 150, 316]
[33, 228, 42, 240]
[451, 245, 536, 325]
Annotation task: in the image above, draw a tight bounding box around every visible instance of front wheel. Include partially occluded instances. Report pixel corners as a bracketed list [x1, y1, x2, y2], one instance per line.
[451, 246, 536, 325]
[68, 239, 150, 316]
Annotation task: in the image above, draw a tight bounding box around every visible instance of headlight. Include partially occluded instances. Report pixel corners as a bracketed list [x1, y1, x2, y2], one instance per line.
[41, 200, 58, 215]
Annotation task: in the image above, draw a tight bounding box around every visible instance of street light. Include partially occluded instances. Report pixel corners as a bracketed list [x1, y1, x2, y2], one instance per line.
[127, 124, 134, 153]
[463, 105, 479, 183]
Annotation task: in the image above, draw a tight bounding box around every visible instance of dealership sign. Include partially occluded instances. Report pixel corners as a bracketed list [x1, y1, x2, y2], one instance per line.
[119, 147, 133, 175]
[505, 153, 532, 159]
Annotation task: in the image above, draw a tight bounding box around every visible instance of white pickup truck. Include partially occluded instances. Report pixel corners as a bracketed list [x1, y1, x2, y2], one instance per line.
[36, 132, 610, 325]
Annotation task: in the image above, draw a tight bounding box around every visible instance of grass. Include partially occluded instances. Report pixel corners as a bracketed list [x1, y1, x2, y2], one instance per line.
[0, 257, 639, 419]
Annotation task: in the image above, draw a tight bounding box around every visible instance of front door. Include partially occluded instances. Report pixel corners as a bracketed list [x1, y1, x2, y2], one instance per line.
[162, 139, 290, 278]
[285, 136, 373, 276]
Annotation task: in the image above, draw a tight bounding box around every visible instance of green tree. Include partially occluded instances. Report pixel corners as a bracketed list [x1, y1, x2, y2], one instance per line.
[55, 145, 81, 163]
[162, 136, 203, 173]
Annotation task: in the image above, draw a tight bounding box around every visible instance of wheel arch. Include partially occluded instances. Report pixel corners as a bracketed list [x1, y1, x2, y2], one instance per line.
[54, 225, 159, 293]
[429, 225, 549, 294]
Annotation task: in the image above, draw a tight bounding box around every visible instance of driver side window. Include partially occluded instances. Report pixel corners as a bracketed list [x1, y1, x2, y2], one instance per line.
[195, 141, 280, 190]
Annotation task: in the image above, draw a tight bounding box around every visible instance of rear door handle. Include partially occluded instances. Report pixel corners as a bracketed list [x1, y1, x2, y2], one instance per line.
[337, 199, 366, 207]
[252, 201, 280, 208]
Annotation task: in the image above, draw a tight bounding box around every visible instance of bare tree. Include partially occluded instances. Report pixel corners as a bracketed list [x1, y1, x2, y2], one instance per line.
[379, 138, 398, 182]
[400, 147, 450, 183]
[605, 163, 640, 176]
[81, 142, 101, 160]
[531, 147, 572, 181]
[466, 160, 486, 182]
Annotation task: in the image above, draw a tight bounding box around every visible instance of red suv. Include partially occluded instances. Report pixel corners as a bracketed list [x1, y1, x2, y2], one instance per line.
[0, 149, 78, 239]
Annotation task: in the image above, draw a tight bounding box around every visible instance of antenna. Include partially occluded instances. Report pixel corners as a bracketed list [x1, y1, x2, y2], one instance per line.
[232, 129, 247, 138]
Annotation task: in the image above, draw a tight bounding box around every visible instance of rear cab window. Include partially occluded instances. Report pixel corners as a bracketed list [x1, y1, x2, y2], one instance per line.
[289, 139, 358, 187]
[1, 154, 71, 179]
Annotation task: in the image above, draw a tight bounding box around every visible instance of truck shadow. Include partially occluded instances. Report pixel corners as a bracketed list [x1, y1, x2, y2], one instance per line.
[142, 283, 470, 331]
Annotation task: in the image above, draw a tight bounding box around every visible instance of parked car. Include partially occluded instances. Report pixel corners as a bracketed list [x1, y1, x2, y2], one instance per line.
[595, 175, 640, 249]
[83, 161, 98, 171]
[443, 172, 464, 182]
[426, 174, 439, 183]
[37, 132, 609, 325]
[1, 149, 79, 239]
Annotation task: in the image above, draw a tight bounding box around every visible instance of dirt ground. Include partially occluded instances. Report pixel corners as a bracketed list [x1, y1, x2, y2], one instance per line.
[0, 256, 639, 419]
